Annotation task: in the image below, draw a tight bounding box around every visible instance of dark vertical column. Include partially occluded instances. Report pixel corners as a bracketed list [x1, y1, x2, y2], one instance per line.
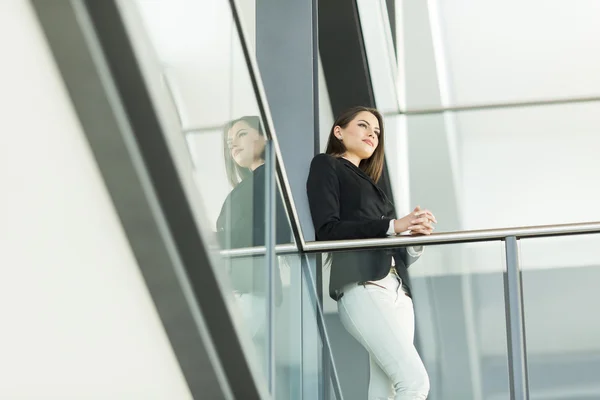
[318, 0, 395, 204]
[504, 237, 530, 400]
[256, 0, 317, 241]
[318, 0, 374, 116]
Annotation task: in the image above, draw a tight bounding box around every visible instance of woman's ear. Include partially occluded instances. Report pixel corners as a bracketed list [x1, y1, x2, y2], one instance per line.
[334, 126, 342, 140]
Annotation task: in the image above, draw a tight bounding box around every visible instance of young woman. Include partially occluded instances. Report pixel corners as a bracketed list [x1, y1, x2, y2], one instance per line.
[216, 116, 289, 373]
[307, 106, 436, 400]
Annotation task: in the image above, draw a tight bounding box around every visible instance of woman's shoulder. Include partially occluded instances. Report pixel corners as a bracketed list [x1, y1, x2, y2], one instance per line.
[310, 153, 339, 169]
[216, 178, 250, 223]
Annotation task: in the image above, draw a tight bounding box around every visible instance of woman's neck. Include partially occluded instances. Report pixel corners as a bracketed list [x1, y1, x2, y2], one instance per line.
[250, 160, 265, 171]
[342, 153, 361, 167]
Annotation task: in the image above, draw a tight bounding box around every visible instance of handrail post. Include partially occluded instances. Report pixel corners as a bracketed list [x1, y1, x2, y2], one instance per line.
[504, 236, 530, 400]
[265, 140, 276, 395]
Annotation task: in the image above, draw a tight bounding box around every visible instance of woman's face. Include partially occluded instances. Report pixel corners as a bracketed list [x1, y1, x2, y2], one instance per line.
[334, 111, 380, 160]
[227, 120, 266, 169]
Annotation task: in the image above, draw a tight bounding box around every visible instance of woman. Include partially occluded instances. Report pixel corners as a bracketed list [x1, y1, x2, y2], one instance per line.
[306, 106, 436, 399]
[216, 116, 289, 372]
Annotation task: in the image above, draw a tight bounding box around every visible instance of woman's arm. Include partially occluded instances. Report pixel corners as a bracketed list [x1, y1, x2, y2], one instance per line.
[306, 154, 391, 240]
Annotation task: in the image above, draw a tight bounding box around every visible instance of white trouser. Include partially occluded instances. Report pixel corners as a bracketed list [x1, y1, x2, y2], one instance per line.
[338, 273, 430, 400]
[234, 292, 267, 377]
[234, 292, 266, 339]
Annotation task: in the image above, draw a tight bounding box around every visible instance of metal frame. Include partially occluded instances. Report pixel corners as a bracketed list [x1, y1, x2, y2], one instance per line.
[504, 237, 530, 400]
[387, 95, 600, 116]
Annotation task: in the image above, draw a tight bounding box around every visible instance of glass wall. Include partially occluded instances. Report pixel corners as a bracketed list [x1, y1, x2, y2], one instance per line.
[113, 0, 320, 397]
[396, 0, 600, 233]
[403, 104, 600, 233]
[520, 234, 600, 400]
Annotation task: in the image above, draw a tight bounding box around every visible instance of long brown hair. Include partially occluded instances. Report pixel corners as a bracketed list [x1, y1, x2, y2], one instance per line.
[325, 106, 385, 182]
[222, 116, 265, 187]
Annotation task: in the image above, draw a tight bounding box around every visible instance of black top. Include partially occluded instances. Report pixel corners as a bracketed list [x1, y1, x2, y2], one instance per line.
[306, 154, 420, 300]
[216, 164, 290, 300]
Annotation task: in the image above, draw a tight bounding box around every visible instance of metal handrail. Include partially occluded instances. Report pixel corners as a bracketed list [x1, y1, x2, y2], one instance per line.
[219, 221, 600, 258]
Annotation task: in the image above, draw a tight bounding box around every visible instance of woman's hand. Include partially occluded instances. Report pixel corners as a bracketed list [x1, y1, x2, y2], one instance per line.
[393, 206, 437, 235]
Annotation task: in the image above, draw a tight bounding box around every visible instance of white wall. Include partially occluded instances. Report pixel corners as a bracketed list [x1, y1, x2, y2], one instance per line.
[0, 2, 191, 399]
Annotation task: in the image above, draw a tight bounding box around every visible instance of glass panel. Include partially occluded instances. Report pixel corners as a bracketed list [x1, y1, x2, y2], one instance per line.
[275, 253, 303, 399]
[219, 250, 303, 398]
[123, 0, 297, 393]
[319, 242, 508, 399]
[405, 112, 462, 232]
[406, 102, 600, 232]
[401, 0, 600, 109]
[301, 254, 323, 399]
[520, 234, 600, 399]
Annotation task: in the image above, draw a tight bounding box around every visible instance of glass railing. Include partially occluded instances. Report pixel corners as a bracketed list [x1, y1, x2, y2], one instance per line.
[312, 240, 509, 400]
[224, 222, 600, 399]
[219, 248, 344, 400]
[301, 223, 600, 400]
[519, 233, 600, 400]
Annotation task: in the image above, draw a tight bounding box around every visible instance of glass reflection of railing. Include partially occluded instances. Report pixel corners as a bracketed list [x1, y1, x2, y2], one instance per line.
[223, 221, 600, 400]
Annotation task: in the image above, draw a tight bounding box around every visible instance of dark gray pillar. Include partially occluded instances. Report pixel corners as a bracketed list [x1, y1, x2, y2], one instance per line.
[256, 0, 317, 242]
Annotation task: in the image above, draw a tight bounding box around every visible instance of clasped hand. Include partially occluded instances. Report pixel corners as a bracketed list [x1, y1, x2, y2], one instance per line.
[393, 206, 437, 235]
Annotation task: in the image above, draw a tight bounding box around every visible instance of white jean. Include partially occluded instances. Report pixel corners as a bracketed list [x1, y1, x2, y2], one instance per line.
[234, 292, 267, 377]
[338, 273, 430, 400]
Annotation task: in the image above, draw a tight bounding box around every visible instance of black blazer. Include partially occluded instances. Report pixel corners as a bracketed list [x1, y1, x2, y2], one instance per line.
[306, 154, 420, 300]
[217, 164, 290, 301]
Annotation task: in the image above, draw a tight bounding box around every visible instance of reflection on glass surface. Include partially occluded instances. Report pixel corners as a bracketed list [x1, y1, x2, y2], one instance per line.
[128, 0, 296, 393]
[220, 251, 301, 398]
[320, 242, 508, 400]
[406, 102, 600, 232]
[520, 234, 600, 400]
[215, 119, 292, 250]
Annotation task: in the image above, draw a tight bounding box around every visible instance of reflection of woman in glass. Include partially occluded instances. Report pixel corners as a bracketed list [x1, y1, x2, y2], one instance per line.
[307, 106, 436, 400]
[216, 116, 288, 369]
